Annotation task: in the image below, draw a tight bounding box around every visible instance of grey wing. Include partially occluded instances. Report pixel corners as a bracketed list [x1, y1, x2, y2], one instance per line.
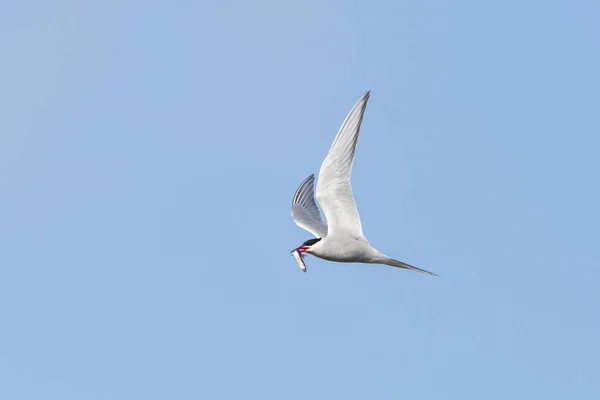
[316, 91, 370, 237]
[291, 174, 328, 238]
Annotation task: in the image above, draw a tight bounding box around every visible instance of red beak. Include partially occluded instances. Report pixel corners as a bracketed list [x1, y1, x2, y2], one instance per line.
[293, 246, 309, 253]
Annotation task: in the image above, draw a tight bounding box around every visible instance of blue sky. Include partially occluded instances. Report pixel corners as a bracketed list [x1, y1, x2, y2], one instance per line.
[1, 0, 599, 398]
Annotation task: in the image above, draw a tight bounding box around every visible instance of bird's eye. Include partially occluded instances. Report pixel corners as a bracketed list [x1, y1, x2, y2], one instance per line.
[302, 238, 322, 246]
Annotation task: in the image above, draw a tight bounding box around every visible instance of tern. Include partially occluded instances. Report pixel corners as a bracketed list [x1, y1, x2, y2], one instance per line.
[291, 91, 437, 276]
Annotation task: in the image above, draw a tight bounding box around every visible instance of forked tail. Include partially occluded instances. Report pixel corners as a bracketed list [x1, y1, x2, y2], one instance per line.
[383, 257, 438, 276]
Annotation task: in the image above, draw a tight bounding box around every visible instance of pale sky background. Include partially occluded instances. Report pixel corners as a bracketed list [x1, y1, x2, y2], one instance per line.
[1, 1, 599, 399]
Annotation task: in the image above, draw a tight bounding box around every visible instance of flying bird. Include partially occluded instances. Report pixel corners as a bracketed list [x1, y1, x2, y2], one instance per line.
[291, 91, 437, 276]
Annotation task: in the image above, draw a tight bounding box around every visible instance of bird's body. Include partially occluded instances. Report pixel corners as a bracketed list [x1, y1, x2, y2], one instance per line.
[291, 91, 436, 276]
[309, 235, 374, 263]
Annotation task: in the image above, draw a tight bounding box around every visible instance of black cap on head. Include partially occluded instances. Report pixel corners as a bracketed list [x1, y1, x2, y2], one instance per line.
[302, 238, 322, 247]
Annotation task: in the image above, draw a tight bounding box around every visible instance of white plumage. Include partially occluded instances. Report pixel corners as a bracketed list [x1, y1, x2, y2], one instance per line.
[291, 91, 436, 276]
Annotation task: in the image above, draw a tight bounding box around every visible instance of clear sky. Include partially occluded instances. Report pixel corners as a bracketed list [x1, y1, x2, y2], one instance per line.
[1, 1, 599, 399]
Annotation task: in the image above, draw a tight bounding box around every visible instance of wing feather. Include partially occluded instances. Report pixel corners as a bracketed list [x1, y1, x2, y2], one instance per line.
[291, 174, 328, 238]
[316, 91, 370, 237]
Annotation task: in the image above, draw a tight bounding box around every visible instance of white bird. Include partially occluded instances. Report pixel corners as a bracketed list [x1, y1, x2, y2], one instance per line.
[291, 91, 437, 276]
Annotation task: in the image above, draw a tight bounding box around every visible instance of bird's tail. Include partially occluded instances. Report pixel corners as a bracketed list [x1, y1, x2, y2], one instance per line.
[382, 257, 438, 276]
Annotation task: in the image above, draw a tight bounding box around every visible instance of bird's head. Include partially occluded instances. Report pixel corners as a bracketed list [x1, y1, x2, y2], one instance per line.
[292, 238, 322, 254]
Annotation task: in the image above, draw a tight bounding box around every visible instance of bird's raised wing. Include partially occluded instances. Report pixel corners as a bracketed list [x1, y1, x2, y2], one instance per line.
[316, 91, 370, 238]
[291, 174, 328, 238]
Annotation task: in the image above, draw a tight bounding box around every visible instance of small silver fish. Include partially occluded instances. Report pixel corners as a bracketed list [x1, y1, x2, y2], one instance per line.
[292, 249, 307, 272]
